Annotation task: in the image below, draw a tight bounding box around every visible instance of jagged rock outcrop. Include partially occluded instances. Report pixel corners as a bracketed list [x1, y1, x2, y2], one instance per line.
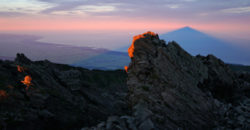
[126, 32, 250, 129]
[85, 32, 249, 130]
[15, 53, 32, 64]
[126, 32, 216, 129]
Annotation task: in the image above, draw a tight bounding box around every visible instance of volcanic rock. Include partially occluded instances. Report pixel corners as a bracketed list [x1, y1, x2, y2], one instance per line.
[85, 31, 250, 130]
[0, 32, 249, 130]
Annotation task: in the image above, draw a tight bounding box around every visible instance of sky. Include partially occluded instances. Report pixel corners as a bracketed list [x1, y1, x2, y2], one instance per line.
[0, 0, 250, 41]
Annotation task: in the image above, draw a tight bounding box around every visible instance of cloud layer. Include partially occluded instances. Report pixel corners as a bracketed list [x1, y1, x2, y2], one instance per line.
[1, 0, 250, 17]
[0, 0, 250, 37]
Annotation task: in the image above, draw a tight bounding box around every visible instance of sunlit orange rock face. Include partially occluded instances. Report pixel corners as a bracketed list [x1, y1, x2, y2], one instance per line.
[124, 66, 128, 72]
[17, 65, 25, 72]
[0, 90, 7, 100]
[128, 31, 157, 58]
[128, 42, 135, 58]
[17, 65, 33, 90]
[21, 75, 32, 90]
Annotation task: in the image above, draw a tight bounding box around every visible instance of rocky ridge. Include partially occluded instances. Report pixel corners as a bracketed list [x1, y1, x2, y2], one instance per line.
[0, 54, 128, 130]
[83, 32, 249, 129]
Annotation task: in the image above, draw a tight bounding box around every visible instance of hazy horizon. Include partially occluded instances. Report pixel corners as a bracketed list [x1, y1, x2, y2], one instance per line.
[1, 26, 250, 51]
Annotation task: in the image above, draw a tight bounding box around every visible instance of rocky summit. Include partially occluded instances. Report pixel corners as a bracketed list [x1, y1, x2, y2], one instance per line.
[84, 32, 250, 130]
[0, 32, 250, 130]
[125, 32, 250, 129]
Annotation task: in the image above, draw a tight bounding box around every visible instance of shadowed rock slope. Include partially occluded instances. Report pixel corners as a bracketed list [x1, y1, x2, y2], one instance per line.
[0, 54, 128, 130]
[84, 32, 249, 130]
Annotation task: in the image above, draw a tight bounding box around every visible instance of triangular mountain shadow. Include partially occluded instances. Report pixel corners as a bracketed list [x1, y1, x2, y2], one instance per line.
[116, 27, 250, 65]
[160, 26, 250, 64]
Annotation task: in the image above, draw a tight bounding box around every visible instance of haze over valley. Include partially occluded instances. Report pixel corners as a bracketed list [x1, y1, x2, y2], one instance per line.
[1, 27, 250, 69]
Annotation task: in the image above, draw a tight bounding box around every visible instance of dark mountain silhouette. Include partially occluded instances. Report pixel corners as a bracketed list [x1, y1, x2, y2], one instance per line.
[160, 26, 250, 65]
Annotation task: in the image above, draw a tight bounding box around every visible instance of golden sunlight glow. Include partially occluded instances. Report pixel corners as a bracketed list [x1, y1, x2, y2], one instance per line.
[21, 75, 32, 90]
[128, 41, 134, 58]
[124, 66, 128, 72]
[128, 31, 157, 58]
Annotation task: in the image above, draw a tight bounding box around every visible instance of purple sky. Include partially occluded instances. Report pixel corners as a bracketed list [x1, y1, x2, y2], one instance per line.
[0, 0, 250, 44]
